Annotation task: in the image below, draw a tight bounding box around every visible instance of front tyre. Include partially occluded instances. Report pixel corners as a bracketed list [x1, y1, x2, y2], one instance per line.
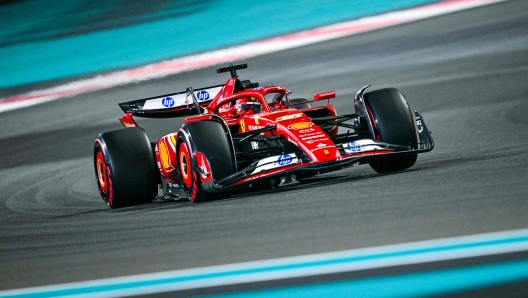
[364, 88, 418, 174]
[94, 127, 158, 208]
[177, 121, 235, 203]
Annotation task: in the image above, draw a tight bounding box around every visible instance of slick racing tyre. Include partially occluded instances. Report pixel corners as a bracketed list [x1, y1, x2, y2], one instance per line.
[364, 88, 418, 174]
[94, 127, 158, 208]
[177, 121, 235, 203]
[289, 98, 312, 110]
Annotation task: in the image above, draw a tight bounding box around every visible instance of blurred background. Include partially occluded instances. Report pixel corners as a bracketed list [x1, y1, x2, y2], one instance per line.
[0, 0, 435, 93]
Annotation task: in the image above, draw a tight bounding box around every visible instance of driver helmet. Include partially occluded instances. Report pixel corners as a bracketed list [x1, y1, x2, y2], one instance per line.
[235, 96, 261, 116]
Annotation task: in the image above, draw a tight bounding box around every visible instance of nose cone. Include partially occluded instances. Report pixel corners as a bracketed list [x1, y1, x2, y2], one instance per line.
[278, 118, 340, 162]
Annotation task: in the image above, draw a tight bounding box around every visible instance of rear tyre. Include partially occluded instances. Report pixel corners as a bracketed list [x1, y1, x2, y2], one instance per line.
[364, 88, 418, 174]
[289, 98, 312, 110]
[94, 127, 158, 208]
[177, 121, 235, 203]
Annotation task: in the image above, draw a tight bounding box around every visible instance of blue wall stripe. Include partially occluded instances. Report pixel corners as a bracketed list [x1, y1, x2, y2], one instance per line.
[1, 230, 528, 297]
[0, 0, 437, 88]
[207, 260, 528, 298]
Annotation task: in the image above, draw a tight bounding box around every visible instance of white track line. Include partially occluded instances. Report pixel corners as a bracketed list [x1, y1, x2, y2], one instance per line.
[0, 228, 527, 298]
[0, 0, 505, 113]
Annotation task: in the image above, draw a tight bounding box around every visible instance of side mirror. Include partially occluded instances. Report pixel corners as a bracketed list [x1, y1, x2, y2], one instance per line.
[314, 91, 336, 101]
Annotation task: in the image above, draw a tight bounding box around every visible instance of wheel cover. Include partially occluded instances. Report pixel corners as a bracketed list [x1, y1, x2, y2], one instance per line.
[95, 151, 108, 195]
[179, 142, 192, 189]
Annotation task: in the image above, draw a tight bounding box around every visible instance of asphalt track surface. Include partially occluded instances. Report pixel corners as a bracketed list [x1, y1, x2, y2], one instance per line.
[1, 0, 527, 295]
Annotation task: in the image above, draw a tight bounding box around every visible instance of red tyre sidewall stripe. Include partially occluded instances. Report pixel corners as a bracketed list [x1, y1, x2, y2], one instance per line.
[178, 127, 204, 202]
[190, 171, 199, 202]
[179, 142, 192, 189]
[107, 167, 113, 206]
[95, 138, 114, 207]
[96, 151, 108, 195]
[365, 102, 381, 141]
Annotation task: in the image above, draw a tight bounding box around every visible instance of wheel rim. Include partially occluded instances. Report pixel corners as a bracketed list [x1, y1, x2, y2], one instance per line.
[179, 142, 192, 189]
[96, 151, 108, 195]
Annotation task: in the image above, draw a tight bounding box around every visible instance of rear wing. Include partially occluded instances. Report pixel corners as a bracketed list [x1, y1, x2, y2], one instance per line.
[118, 84, 223, 118]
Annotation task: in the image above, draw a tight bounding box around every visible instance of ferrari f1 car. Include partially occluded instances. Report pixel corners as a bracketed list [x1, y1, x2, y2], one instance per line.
[94, 63, 433, 208]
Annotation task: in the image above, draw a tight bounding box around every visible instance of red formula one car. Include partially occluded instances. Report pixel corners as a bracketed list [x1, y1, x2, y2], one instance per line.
[94, 64, 433, 208]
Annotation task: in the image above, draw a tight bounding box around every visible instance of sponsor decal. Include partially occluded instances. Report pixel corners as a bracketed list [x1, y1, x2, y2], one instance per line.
[346, 142, 361, 152]
[288, 122, 312, 130]
[342, 139, 385, 154]
[248, 125, 265, 130]
[219, 102, 231, 112]
[196, 90, 210, 101]
[250, 153, 299, 175]
[324, 149, 330, 155]
[251, 141, 259, 149]
[276, 113, 302, 122]
[277, 154, 293, 166]
[299, 128, 315, 133]
[252, 87, 265, 90]
[300, 132, 324, 137]
[254, 115, 261, 125]
[310, 142, 333, 152]
[301, 134, 326, 141]
[143, 86, 222, 110]
[240, 120, 246, 132]
[162, 96, 175, 107]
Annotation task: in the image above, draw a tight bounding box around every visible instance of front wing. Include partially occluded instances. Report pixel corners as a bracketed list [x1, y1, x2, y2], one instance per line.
[199, 111, 433, 193]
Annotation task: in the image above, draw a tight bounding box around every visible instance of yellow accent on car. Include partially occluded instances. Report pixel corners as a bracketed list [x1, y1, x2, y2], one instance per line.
[288, 122, 312, 130]
[159, 141, 171, 170]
